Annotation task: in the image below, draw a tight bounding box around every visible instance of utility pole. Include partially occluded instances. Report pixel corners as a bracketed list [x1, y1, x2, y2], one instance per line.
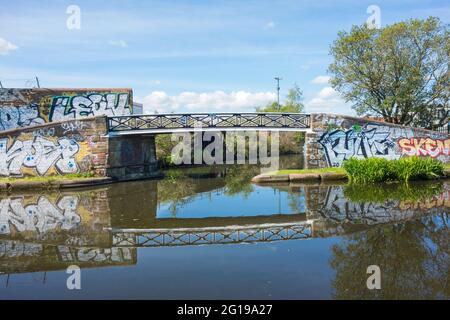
[35, 76, 40, 88]
[0, 81, 3, 88]
[274, 77, 282, 111]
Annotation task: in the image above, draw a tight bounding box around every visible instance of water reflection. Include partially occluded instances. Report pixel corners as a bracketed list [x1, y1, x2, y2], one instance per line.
[0, 166, 448, 299]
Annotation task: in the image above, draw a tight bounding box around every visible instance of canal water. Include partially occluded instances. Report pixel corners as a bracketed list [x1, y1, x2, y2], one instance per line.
[0, 156, 448, 299]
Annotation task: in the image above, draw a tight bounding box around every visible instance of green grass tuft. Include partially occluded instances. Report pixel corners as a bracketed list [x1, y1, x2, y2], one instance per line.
[343, 156, 445, 183]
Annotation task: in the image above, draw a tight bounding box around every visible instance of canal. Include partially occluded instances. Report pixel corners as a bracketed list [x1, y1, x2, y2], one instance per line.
[0, 156, 448, 299]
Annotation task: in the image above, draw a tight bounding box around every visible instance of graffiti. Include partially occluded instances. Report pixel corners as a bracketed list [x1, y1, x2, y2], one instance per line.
[0, 104, 45, 131]
[50, 92, 131, 121]
[318, 124, 400, 167]
[61, 121, 88, 134]
[0, 196, 81, 235]
[0, 89, 26, 103]
[398, 138, 450, 157]
[0, 136, 79, 176]
[58, 246, 134, 263]
[318, 186, 448, 225]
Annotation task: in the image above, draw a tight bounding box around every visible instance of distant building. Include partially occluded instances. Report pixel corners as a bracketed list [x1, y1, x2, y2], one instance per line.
[133, 102, 143, 114]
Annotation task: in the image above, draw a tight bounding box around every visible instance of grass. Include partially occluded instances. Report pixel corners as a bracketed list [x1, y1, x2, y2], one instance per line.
[271, 167, 346, 175]
[0, 172, 98, 184]
[343, 157, 445, 183]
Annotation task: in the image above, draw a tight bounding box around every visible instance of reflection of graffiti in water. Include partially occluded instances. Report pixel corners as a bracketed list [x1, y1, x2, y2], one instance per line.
[0, 196, 80, 235]
[58, 246, 134, 263]
[318, 186, 449, 225]
[0, 240, 136, 274]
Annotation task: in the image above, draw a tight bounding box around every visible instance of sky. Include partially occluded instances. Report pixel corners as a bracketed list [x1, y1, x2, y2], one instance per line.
[0, 0, 449, 114]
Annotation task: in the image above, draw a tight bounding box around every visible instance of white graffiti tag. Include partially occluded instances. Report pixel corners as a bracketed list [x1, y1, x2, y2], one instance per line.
[0, 196, 81, 235]
[50, 93, 131, 121]
[318, 124, 399, 167]
[0, 104, 45, 131]
[0, 137, 79, 176]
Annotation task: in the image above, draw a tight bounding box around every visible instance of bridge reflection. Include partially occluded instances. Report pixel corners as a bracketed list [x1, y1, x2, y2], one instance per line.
[0, 178, 448, 275]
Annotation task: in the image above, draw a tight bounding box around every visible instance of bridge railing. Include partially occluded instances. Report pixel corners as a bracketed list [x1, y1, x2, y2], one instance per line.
[107, 112, 311, 133]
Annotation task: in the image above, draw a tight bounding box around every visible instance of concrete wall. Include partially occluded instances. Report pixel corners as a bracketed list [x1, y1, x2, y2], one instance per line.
[0, 117, 109, 177]
[0, 88, 133, 131]
[305, 113, 450, 168]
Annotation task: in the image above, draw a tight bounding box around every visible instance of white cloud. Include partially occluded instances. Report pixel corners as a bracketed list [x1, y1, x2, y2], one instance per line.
[265, 21, 275, 29]
[0, 38, 18, 55]
[305, 86, 351, 114]
[108, 40, 128, 48]
[311, 75, 331, 84]
[137, 91, 276, 113]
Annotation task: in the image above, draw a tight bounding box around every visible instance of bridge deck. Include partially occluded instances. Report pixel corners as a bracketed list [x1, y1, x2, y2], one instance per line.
[107, 112, 312, 135]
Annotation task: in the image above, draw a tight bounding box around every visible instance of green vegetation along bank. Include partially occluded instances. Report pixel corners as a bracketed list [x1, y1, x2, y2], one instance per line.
[252, 157, 450, 184]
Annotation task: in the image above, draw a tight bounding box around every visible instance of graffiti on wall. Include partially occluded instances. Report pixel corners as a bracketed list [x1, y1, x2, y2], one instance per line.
[0, 196, 81, 235]
[0, 136, 79, 176]
[0, 104, 45, 131]
[0, 89, 132, 131]
[398, 138, 450, 157]
[49, 92, 131, 122]
[318, 124, 401, 167]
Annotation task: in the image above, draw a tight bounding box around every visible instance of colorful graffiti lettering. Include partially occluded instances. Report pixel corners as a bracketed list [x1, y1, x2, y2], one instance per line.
[398, 138, 450, 157]
[318, 124, 400, 167]
[0, 136, 79, 176]
[50, 92, 131, 121]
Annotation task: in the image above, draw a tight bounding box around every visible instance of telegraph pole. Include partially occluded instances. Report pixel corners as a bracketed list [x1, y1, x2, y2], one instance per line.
[35, 76, 40, 88]
[274, 77, 282, 111]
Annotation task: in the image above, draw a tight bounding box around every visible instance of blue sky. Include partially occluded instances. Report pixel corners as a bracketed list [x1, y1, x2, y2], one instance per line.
[0, 0, 449, 114]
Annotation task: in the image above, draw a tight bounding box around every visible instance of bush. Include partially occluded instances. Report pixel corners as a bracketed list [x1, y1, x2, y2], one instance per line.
[343, 157, 395, 183]
[392, 156, 444, 181]
[343, 156, 444, 183]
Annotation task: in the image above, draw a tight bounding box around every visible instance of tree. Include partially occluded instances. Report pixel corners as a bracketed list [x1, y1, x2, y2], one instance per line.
[328, 17, 449, 128]
[257, 84, 304, 113]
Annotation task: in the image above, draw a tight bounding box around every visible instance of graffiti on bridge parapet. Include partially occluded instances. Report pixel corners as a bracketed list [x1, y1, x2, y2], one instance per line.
[0, 136, 80, 176]
[398, 137, 450, 157]
[49, 92, 131, 122]
[318, 123, 449, 167]
[318, 124, 402, 167]
[0, 89, 132, 131]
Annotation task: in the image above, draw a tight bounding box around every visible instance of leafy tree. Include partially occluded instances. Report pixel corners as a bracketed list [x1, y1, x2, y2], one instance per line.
[328, 17, 449, 128]
[257, 84, 304, 113]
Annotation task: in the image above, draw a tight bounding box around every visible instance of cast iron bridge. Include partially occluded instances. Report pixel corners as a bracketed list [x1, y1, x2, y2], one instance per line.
[107, 112, 312, 135]
[110, 221, 313, 247]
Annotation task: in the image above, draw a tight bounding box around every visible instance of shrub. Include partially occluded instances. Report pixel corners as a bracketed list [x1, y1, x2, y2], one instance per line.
[343, 156, 444, 183]
[391, 156, 444, 181]
[343, 157, 395, 183]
